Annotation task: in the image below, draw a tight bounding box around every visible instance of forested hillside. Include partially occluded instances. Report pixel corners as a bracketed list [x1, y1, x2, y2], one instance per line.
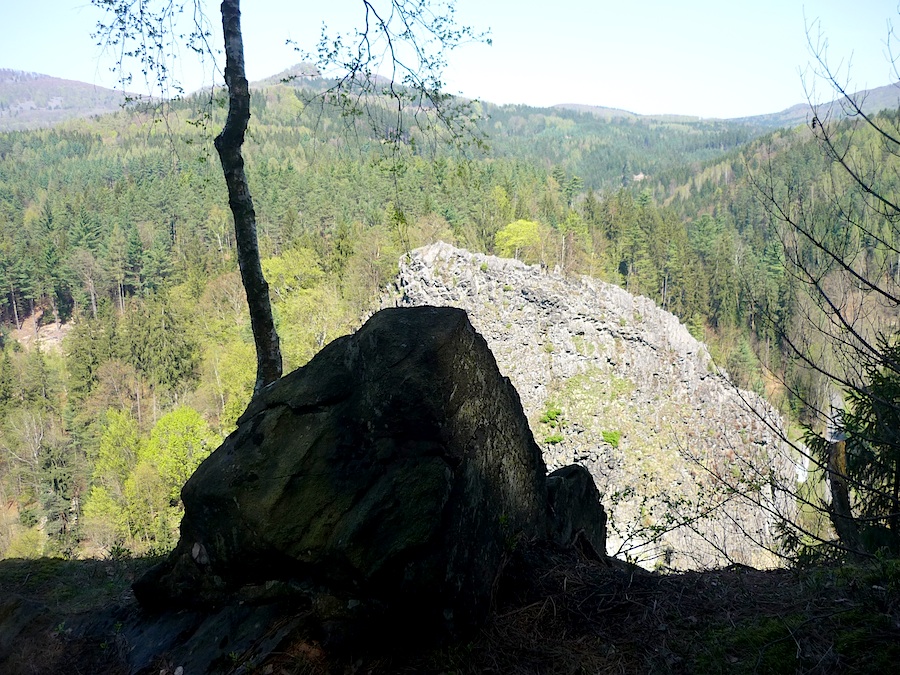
[652, 110, 899, 420]
[471, 102, 768, 190]
[0, 71, 896, 562]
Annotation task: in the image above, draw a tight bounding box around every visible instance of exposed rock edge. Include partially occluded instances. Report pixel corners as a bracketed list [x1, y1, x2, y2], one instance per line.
[134, 306, 606, 639]
[384, 242, 797, 569]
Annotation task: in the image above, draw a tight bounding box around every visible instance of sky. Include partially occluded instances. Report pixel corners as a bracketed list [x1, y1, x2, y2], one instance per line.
[2, 1, 899, 119]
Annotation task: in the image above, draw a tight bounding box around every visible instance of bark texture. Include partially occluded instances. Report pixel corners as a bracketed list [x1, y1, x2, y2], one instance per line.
[827, 439, 863, 555]
[215, 0, 282, 395]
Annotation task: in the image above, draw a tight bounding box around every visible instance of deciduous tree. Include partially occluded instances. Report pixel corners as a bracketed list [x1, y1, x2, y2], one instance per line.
[92, 0, 486, 396]
[751, 28, 900, 558]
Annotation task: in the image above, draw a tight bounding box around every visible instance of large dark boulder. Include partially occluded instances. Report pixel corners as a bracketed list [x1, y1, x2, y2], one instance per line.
[135, 306, 605, 637]
[547, 464, 607, 559]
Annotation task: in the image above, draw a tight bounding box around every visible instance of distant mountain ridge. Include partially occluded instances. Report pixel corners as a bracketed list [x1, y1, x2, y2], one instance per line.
[551, 102, 639, 120]
[552, 103, 704, 124]
[0, 69, 127, 131]
[733, 80, 900, 128]
[253, 62, 323, 87]
[556, 80, 900, 128]
[4, 64, 899, 133]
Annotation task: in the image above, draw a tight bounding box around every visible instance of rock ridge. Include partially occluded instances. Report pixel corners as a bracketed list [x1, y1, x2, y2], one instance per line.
[384, 242, 797, 569]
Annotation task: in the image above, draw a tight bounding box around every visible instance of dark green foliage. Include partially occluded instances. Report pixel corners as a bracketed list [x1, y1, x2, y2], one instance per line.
[114, 295, 198, 395]
[803, 337, 900, 556]
[0, 84, 772, 346]
[692, 607, 900, 675]
[485, 104, 768, 192]
[0, 350, 13, 414]
[20, 348, 54, 408]
[694, 615, 802, 674]
[841, 338, 900, 538]
[64, 311, 121, 411]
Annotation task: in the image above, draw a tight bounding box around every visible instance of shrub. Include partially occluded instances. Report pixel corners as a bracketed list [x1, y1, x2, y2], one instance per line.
[540, 406, 563, 427]
[602, 430, 621, 448]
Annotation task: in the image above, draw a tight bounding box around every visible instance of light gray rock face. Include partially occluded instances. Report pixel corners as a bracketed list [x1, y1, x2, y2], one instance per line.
[384, 242, 798, 569]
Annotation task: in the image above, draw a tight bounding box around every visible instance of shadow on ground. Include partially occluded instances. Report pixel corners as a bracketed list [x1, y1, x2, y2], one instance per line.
[1, 547, 899, 674]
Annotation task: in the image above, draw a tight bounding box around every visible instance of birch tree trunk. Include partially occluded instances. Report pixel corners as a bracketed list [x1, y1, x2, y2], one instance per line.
[214, 0, 282, 395]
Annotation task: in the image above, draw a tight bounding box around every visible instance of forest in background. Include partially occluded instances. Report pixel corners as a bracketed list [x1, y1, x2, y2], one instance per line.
[0, 73, 896, 560]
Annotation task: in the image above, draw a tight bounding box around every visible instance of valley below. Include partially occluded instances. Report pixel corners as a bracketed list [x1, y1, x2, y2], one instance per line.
[0, 44, 898, 670]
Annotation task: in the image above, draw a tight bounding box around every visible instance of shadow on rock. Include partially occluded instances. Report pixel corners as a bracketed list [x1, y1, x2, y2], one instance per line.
[133, 306, 607, 658]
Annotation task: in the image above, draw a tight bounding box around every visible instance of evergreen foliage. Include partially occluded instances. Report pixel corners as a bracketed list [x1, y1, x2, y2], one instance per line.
[0, 65, 896, 560]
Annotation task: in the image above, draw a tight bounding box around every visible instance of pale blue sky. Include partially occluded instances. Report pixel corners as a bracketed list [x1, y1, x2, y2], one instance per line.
[2, 1, 898, 118]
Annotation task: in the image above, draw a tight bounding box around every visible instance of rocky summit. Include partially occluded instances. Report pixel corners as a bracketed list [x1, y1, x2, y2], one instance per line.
[384, 243, 798, 569]
[134, 305, 606, 644]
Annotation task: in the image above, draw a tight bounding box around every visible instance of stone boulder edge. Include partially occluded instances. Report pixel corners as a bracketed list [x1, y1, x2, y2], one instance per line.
[134, 306, 606, 637]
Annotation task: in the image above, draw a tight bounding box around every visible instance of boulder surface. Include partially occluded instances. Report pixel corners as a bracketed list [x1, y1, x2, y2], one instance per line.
[385, 243, 796, 569]
[135, 306, 605, 637]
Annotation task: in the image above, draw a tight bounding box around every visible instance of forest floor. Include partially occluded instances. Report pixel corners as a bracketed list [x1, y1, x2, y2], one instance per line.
[1, 546, 899, 674]
[7, 310, 72, 354]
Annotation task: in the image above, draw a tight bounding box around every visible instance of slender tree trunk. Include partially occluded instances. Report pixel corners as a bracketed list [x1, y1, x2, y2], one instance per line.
[215, 0, 282, 396]
[826, 439, 863, 555]
[9, 284, 19, 330]
[88, 277, 97, 320]
[213, 357, 226, 417]
[891, 458, 900, 549]
[30, 299, 38, 340]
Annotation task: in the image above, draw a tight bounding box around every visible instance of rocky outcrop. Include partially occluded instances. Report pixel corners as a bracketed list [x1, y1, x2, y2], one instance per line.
[135, 306, 606, 639]
[384, 242, 798, 569]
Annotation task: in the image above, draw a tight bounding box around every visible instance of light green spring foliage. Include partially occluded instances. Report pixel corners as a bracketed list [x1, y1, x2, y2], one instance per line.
[262, 246, 357, 372]
[79, 406, 219, 555]
[193, 272, 256, 433]
[140, 406, 219, 503]
[539, 404, 566, 444]
[262, 247, 325, 300]
[494, 220, 541, 262]
[92, 409, 141, 498]
[276, 285, 352, 373]
[601, 429, 621, 448]
[81, 485, 121, 550]
[3, 526, 51, 559]
[121, 461, 175, 551]
[203, 339, 256, 433]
